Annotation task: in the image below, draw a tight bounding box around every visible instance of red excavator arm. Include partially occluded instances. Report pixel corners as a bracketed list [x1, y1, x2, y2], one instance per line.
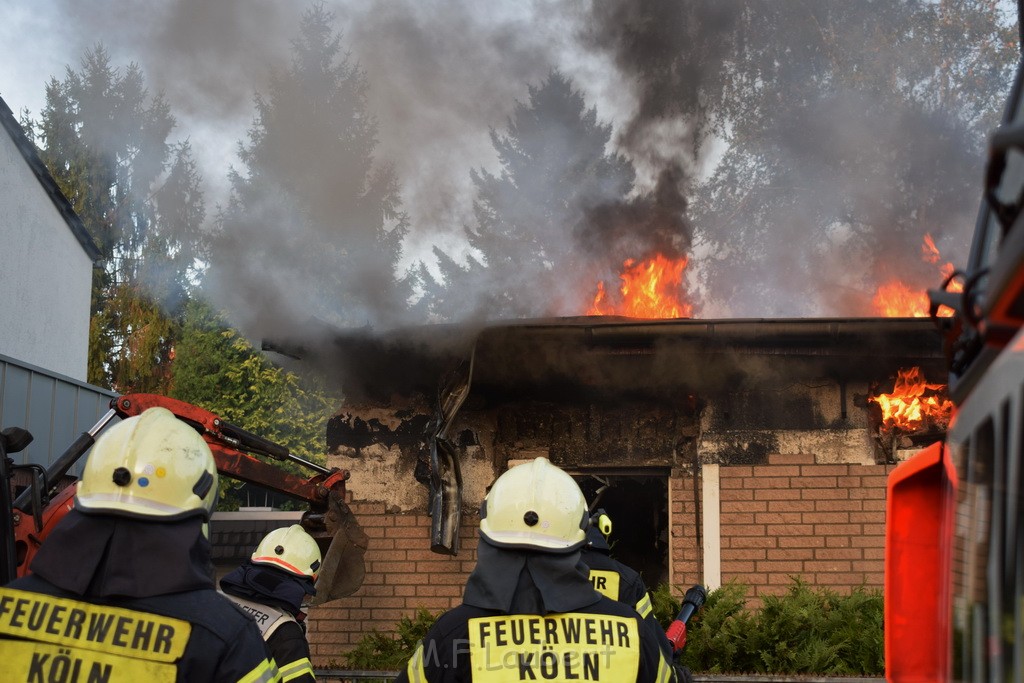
[9, 393, 367, 604]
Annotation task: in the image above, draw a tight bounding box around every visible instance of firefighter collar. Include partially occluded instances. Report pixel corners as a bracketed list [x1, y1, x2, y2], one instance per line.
[462, 539, 601, 615]
[29, 509, 214, 598]
[219, 562, 313, 618]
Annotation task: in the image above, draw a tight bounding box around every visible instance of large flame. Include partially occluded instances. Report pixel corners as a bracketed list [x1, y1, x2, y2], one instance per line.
[588, 254, 693, 318]
[869, 366, 954, 432]
[872, 233, 962, 317]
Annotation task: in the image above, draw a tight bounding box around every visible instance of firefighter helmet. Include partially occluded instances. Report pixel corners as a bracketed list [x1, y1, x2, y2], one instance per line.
[479, 457, 589, 553]
[252, 524, 322, 579]
[75, 407, 218, 521]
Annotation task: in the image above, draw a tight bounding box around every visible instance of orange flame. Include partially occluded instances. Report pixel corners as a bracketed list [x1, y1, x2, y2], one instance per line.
[588, 254, 693, 318]
[872, 233, 962, 317]
[869, 367, 954, 432]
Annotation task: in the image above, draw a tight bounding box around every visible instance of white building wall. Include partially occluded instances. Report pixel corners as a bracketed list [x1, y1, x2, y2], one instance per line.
[0, 125, 93, 381]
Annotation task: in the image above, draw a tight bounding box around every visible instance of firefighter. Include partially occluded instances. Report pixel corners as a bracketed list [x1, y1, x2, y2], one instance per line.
[581, 510, 689, 680]
[0, 407, 280, 683]
[221, 525, 320, 683]
[581, 509, 656, 619]
[397, 457, 677, 683]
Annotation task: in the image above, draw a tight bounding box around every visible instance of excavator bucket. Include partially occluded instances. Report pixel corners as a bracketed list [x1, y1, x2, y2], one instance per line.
[303, 490, 368, 605]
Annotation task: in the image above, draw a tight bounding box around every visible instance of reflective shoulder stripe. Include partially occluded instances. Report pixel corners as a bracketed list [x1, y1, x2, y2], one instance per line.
[656, 649, 672, 683]
[0, 587, 191, 662]
[406, 642, 427, 683]
[635, 592, 653, 618]
[237, 657, 282, 683]
[278, 655, 314, 682]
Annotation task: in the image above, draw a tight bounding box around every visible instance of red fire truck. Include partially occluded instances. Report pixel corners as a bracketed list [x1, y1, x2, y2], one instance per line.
[885, 8, 1024, 680]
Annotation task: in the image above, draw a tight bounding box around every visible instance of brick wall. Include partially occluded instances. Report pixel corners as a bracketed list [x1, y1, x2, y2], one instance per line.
[308, 457, 896, 665]
[669, 467, 701, 595]
[307, 501, 481, 665]
[718, 454, 894, 603]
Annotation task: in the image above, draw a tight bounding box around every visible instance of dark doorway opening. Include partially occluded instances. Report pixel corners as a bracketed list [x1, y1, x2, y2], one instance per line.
[574, 472, 670, 590]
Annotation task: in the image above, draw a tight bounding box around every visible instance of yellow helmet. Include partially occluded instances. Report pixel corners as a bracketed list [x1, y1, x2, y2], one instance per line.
[479, 457, 589, 553]
[75, 407, 218, 521]
[252, 525, 322, 579]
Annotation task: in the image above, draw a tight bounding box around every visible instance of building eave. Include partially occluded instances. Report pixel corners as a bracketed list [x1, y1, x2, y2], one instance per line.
[0, 94, 101, 263]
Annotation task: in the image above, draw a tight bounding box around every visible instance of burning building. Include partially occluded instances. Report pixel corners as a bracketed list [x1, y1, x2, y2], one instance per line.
[290, 314, 951, 659]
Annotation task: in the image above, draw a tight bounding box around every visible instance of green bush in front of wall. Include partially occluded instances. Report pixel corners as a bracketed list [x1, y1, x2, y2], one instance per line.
[341, 578, 883, 676]
[652, 578, 884, 676]
[339, 607, 439, 671]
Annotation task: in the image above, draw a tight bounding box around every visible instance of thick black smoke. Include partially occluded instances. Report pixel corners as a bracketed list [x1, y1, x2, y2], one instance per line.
[582, 164, 692, 267]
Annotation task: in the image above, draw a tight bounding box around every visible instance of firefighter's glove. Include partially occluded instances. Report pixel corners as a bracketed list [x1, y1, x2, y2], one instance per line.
[672, 663, 693, 683]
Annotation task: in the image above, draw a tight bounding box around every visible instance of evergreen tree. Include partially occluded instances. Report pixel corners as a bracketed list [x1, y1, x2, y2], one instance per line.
[691, 2, 1017, 315]
[215, 4, 411, 332]
[171, 299, 335, 461]
[171, 299, 338, 508]
[31, 46, 207, 389]
[420, 71, 636, 320]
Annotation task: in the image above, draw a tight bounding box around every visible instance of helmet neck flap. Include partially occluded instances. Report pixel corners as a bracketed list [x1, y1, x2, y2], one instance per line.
[29, 508, 213, 598]
[462, 538, 601, 615]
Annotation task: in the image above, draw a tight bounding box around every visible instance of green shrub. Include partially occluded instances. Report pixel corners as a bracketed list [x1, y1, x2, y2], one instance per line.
[340, 608, 438, 671]
[656, 578, 884, 676]
[342, 579, 883, 676]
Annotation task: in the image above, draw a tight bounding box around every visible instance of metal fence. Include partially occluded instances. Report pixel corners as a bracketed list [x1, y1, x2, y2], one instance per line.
[0, 353, 115, 473]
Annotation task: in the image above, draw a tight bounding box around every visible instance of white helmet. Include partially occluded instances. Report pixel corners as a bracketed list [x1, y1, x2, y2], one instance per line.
[479, 457, 589, 553]
[252, 525, 322, 579]
[75, 407, 218, 521]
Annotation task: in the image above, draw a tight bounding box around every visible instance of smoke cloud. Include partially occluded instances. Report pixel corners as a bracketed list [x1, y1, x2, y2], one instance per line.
[16, 0, 1012, 347]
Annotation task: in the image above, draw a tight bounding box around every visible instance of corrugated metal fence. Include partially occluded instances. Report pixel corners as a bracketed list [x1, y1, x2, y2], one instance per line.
[0, 353, 115, 472]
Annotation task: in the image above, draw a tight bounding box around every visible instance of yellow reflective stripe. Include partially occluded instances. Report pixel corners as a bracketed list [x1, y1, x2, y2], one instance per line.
[237, 657, 281, 683]
[0, 640, 178, 682]
[0, 587, 190, 662]
[406, 643, 426, 683]
[278, 656, 314, 682]
[657, 649, 672, 683]
[635, 592, 653, 618]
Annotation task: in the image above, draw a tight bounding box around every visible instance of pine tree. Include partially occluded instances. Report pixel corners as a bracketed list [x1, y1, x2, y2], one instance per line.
[421, 71, 636, 320]
[171, 299, 338, 508]
[215, 4, 412, 332]
[32, 46, 206, 390]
